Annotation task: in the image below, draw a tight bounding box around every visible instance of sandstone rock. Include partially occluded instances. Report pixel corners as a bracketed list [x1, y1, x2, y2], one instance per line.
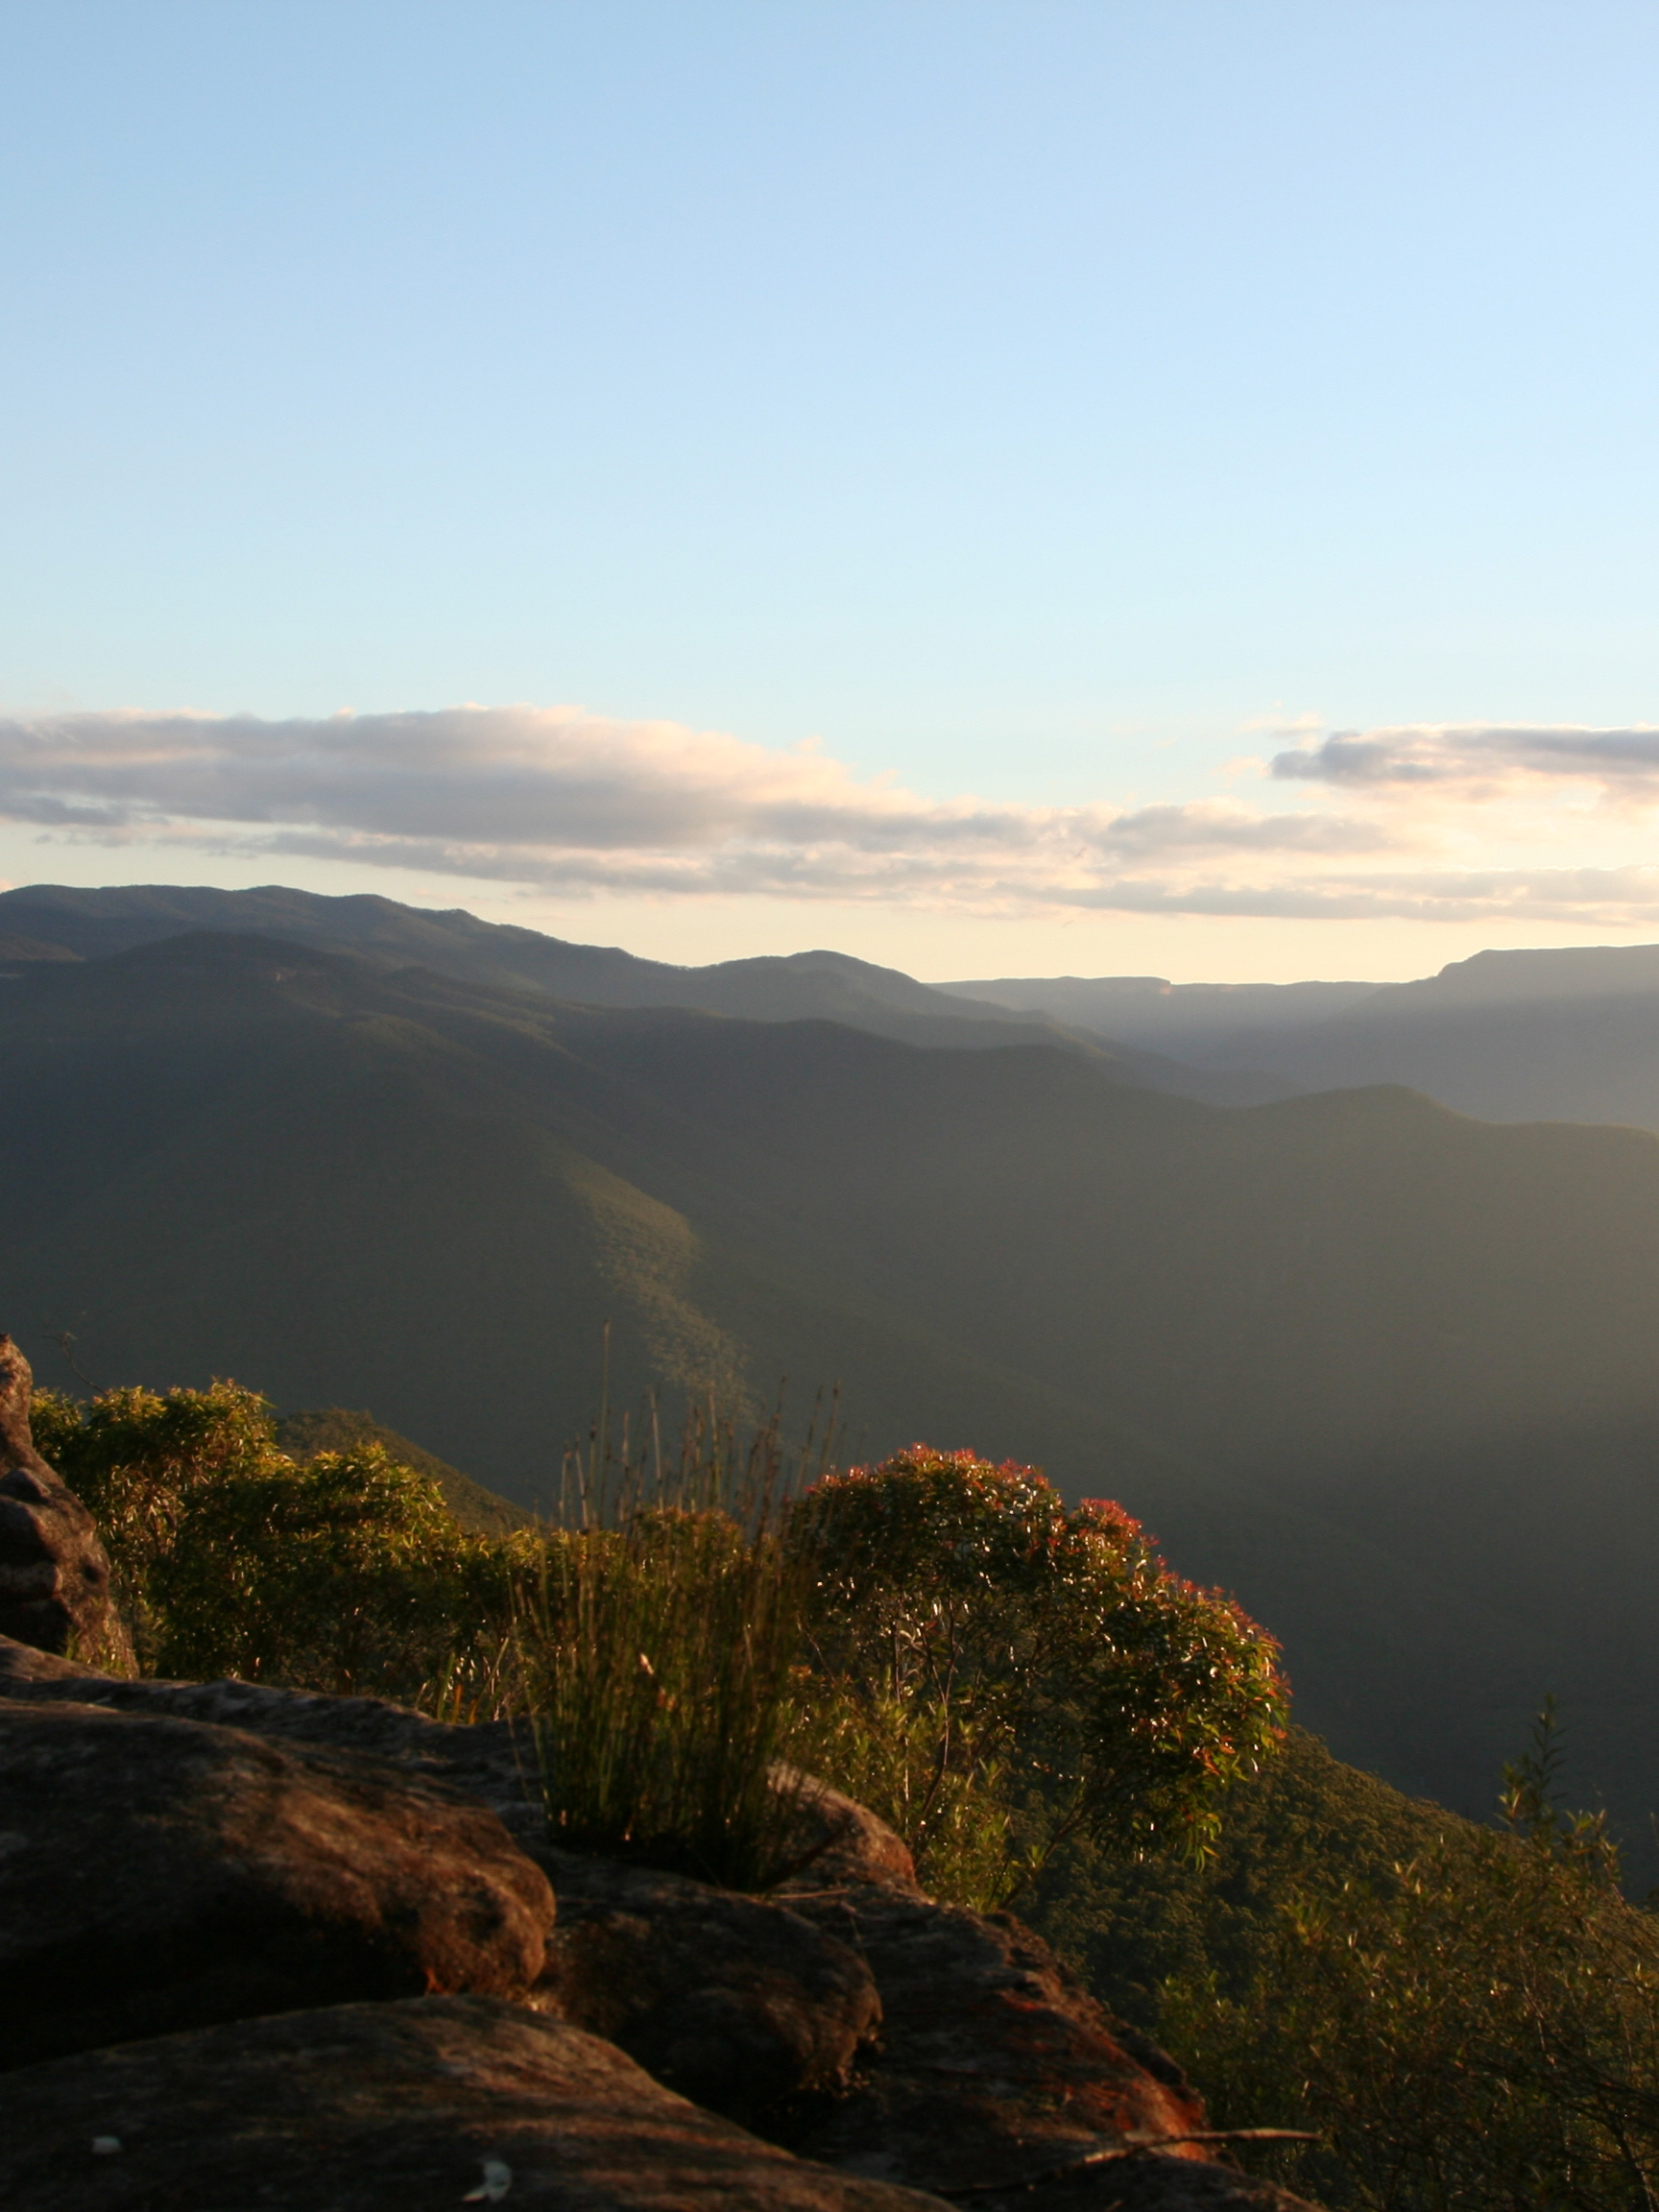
[0, 1338, 130, 1670]
[0, 1994, 951, 2212]
[780, 1886, 1214, 2198]
[785, 1791, 1241, 2200]
[0, 1697, 553, 2066]
[0, 1629, 549, 1833]
[536, 1848, 881, 2123]
[0, 1642, 889, 2122]
[0, 1642, 1323, 2206]
[776, 1763, 924, 1892]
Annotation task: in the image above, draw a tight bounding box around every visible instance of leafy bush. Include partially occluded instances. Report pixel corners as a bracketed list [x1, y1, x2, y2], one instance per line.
[33, 1382, 517, 1695]
[788, 1446, 1287, 1905]
[1072, 1709, 1659, 2212]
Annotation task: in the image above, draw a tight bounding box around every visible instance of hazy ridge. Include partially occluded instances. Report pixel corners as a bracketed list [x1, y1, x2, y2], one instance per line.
[949, 946, 1659, 1129]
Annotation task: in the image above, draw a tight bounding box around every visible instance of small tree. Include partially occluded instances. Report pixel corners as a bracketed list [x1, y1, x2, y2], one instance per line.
[790, 1445, 1286, 1905]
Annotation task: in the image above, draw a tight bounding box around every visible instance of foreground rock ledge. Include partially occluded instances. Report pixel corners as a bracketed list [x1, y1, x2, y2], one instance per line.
[539, 1849, 882, 2124]
[0, 1633, 1324, 2208]
[0, 1995, 950, 2212]
[0, 1695, 555, 2067]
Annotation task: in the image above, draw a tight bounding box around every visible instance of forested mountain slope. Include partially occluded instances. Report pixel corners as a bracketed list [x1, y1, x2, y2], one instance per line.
[0, 880, 1277, 1105]
[6, 929, 1659, 1870]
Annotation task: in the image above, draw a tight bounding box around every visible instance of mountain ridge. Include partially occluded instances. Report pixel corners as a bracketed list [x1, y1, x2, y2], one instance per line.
[0, 883, 1286, 1108]
[948, 943, 1659, 1129]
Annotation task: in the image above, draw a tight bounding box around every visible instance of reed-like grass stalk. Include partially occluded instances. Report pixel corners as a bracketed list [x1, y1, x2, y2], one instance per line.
[515, 1389, 835, 1889]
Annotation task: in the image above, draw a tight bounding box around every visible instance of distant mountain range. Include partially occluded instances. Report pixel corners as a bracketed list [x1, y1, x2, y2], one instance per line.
[16, 881, 1659, 1127]
[7, 883, 1659, 1877]
[938, 972, 1382, 1053]
[0, 883, 1285, 1108]
[949, 946, 1659, 1129]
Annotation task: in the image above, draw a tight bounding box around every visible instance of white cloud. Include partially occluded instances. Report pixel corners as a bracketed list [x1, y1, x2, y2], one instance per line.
[7, 705, 1659, 926]
[1272, 723, 1659, 796]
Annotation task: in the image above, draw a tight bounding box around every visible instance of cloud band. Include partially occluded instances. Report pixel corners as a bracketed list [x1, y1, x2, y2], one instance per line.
[5, 705, 1659, 925]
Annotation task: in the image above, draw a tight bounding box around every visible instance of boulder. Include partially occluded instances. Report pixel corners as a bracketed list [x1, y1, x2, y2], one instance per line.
[0, 1994, 951, 2212]
[0, 1696, 553, 2066]
[0, 1629, 549, 1837]
[776, 1762, 924, 1892]
[780, 1885, 1219, 2198]
[0, 1640, 889, 2121]
[0, 1337, 130, 1670]
[778, 1886, 1324, 2207]
[535, 1847, 881, 2123]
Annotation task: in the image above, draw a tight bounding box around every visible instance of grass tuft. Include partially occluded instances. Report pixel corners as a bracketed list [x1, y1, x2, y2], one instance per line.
[514, 1391, 834, 1889]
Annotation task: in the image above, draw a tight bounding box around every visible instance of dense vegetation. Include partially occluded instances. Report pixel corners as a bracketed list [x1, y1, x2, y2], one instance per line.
[36, 1379, 1659, 2207]
[1030, 1720, 1659, 2209]
[35, 1382, 516, 1694]
[790, 1447, 1284, 1904]
[34, 1384, 1275, 1893]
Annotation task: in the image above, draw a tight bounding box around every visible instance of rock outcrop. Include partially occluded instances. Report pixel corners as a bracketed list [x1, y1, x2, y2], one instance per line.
[0, 1337, 130, 1670]
[0, 1629, 547, 1825]
[0, 1995, 949, 2212]
[0, 1695, 553, 2066]
[776, 1762, 928, 1890]
[779, 1881, 1208, 2198]
[0, 1631, 1322, 2209]
[0, 1645, 881, 2123]
[537, 1848, 881, 2124]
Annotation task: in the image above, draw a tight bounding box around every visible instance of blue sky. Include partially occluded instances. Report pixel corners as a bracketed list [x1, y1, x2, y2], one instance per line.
[2, 2, 1657, 980]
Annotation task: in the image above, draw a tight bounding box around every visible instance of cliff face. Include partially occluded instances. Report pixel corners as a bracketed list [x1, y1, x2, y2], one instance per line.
[0, 1374, 1320, 2212]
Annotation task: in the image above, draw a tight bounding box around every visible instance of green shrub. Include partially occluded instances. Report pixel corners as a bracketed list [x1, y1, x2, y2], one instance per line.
[33, 1382, 517, 1695]
[789, 1446, 1287, 1906]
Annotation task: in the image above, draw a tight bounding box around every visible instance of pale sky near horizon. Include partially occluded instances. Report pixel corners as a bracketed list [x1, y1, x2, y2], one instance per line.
[2, 2, 1657, 984]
